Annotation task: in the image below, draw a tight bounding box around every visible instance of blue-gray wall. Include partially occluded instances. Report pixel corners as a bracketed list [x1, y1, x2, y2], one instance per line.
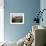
[4, 0, 40, 42]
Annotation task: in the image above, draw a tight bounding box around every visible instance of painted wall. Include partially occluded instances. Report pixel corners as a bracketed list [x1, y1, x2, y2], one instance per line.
[4, 0, 40, 42]
[0, 0, 4, 41]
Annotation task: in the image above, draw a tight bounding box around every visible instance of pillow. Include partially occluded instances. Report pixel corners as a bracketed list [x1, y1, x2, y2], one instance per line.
[17, 37, 25, 46]
[23, 32, 34, 46]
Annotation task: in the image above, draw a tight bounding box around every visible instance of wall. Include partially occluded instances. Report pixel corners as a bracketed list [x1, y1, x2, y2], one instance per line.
[0, 0, 4, 42]
[4, 0, 40, 42]
[40, 0, 46, 27]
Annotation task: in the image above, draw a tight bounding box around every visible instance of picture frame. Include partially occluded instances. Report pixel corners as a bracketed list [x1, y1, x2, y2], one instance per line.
[10, 13, 24, 24]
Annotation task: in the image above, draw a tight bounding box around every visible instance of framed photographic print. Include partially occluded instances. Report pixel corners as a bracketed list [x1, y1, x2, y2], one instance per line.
[10, 13, 24, 24]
